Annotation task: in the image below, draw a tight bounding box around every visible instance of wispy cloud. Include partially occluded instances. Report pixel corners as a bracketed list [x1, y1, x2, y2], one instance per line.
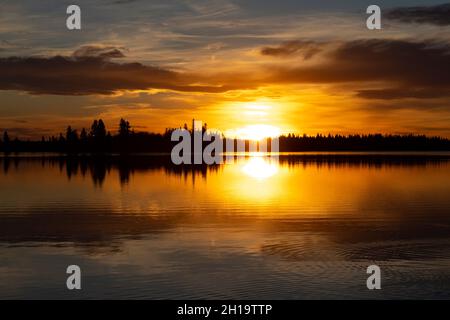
[72, 45, 128, 59]
[260, 40, 324, 59]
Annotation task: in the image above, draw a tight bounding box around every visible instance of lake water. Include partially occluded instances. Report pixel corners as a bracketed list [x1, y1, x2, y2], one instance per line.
[0, 153, 450, 299]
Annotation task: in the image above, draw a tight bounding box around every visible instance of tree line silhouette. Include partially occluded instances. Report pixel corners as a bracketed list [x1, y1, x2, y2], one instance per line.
[1, 118, 450, 153]
[279, 133, 450, 151]
[0, 119, 172, 153]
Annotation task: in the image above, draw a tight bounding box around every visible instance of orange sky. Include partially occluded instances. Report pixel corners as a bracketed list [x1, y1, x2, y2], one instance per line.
[0, 1, 450, 139]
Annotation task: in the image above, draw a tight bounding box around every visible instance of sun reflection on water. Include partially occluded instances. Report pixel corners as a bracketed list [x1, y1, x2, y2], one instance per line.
[242, 156, 279, 179]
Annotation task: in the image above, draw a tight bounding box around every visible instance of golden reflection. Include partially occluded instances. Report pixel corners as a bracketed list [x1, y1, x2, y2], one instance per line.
[242, 156, 279, 179]
[212, 155, 285, 203]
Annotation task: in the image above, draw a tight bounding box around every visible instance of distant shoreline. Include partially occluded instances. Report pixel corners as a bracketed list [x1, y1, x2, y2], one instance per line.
[3, 119, 450, 154]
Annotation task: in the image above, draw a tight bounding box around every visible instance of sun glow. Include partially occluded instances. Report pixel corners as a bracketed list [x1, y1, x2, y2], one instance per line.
[226, 124, 281, 141]
[243, 103, 271, 117]
[242, 157, 279, 179]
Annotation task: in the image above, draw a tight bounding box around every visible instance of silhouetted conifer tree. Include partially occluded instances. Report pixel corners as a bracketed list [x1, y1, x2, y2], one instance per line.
[3, 131, 9, 145]
[90, 120, 98, 138]
[119, 119, 131, 137]
[80, 128, 88, 142]
[97, 120, 106, 139]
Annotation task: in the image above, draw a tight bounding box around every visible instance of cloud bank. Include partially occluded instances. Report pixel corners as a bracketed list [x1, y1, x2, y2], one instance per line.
[264, 38, 450, 99]
[2, 38, 450, 101]
[0, 46, 235, 95]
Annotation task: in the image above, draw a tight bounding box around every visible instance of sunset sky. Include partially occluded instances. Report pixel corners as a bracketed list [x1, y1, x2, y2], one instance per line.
[1, 0, 450, 139]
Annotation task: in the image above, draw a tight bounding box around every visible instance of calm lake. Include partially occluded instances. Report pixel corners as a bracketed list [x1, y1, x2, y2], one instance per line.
[0, 153, 450, 299]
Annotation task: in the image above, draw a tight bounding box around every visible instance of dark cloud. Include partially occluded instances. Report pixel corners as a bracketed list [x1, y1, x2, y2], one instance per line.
[72, 46, 127, 59]
[356, 87, 450, 100]
[267, 39, 450, 99]
[3, 39, 450, 99]
[0, 51, 236, 95]
[385, 3, 450, 26]
[261, 40, 323, 59]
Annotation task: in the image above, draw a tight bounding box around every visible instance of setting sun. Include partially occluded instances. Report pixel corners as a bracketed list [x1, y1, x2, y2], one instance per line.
[226, 124, 281, 141]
